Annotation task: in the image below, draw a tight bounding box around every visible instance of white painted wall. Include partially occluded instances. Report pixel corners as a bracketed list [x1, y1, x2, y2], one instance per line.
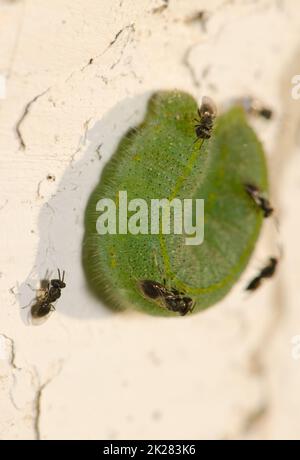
[1, 0, 300, 440]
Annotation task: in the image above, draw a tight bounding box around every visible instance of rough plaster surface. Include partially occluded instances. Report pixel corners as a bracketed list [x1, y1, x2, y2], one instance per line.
[1, 0, 300, 440]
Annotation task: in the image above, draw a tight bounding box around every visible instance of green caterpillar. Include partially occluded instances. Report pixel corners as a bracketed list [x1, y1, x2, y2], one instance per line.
[82, 90, 268, 316]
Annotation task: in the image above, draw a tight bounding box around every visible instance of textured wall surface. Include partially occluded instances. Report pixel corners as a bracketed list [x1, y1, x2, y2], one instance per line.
[1, 0, 300, 440]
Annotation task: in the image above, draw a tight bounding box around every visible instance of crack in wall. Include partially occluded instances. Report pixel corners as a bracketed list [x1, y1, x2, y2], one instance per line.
[152, 0, 169, 15]
[0, 333, 24, 411]
[107, 24, 133, 49]
[0, 333, 19, 369]
[184, 11, 210, 33]
[1, 335, 65, 437]
[15, 88, 50, 150]
[69, 118, 92, 166]
[182, 44, 201, 89]
[35, 174, 57, 200]
[109, 24, 135, 70]
[66, 23, 135, 82]
[32, 361, 64, 440]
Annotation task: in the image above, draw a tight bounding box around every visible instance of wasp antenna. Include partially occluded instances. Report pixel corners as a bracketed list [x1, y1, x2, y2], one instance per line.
[58, 268, 61, 281]
[62, 270, 65, 283]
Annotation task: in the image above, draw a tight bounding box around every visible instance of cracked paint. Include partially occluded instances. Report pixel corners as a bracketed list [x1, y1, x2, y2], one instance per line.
[65, 23, 136, 82]
[15, 88, 50, 150]
[32, 361, 64, 440]
[182, 44, 201, 89]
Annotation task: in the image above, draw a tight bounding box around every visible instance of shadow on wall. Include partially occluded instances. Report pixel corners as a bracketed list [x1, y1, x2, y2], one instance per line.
[18, 91, 153, 323]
